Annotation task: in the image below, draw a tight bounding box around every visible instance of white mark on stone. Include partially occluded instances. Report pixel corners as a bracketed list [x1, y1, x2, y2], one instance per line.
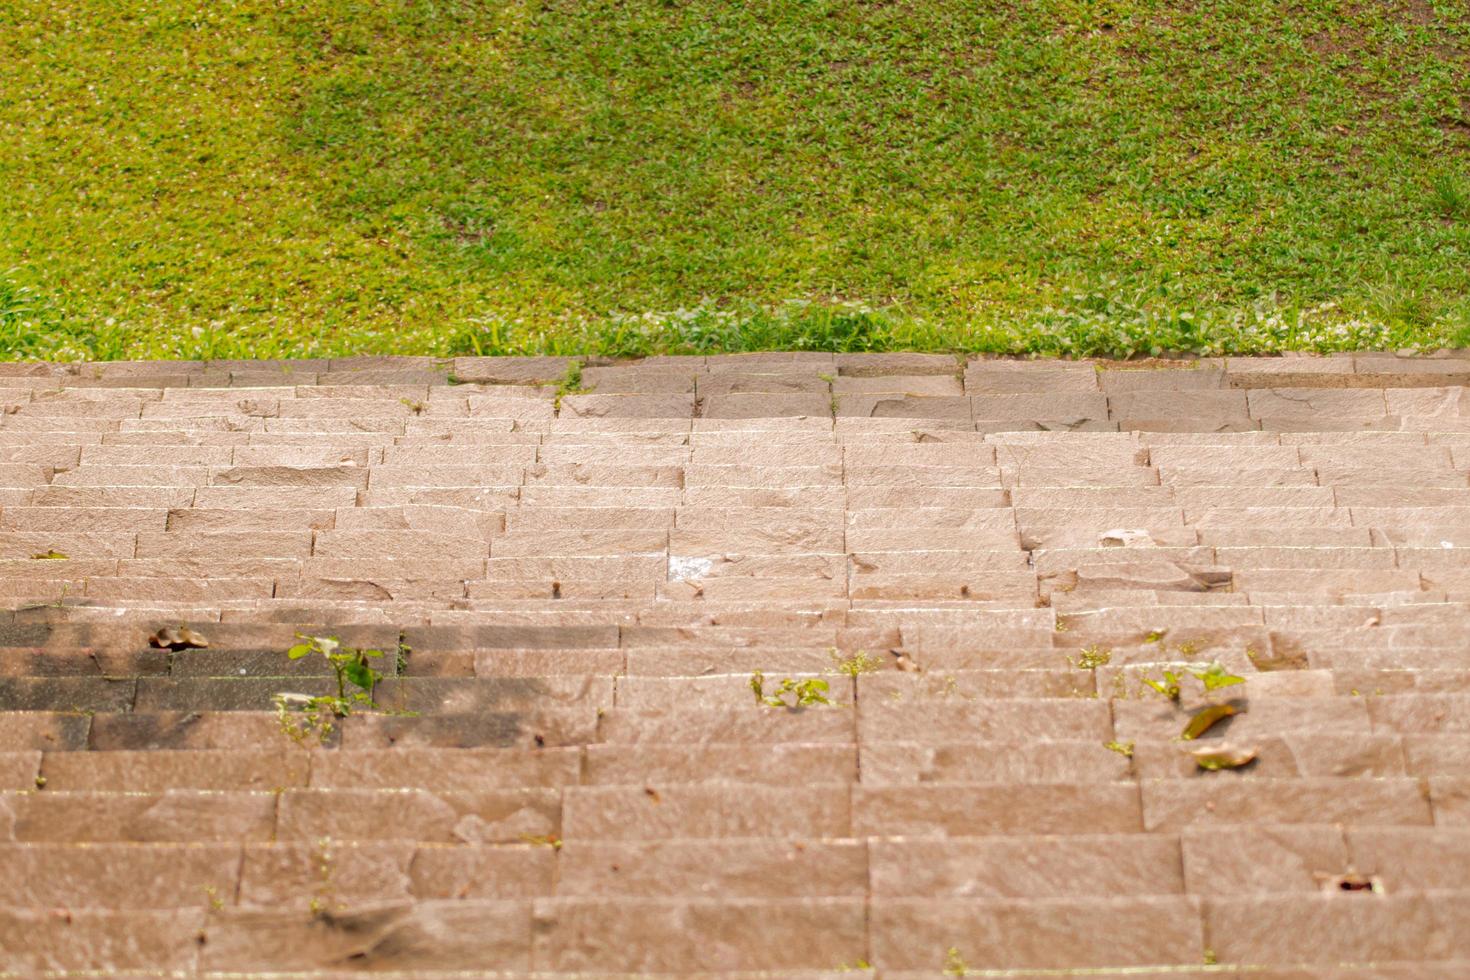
[1099, 528, 1153, 548]
[668, 555, 714, 581]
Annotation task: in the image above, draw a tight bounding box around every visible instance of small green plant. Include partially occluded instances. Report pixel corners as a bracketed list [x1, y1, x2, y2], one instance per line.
[750, 670, 831, 708]
[17, 583, 71, 612]
[829, 649, 882, 677]
[944, 946, 969, 977]
[307, 837, 339, 917]
[1103, 740, 1135, 758]
[1190, 661, 1246, 692]
[1140, 660, 1244, 701]
[399, 397, 426, 414]
[1141, 668, 1185, 701]
[274, 635, 386, 743]
[818, 373, 840, 415]
[1071, 645, 1111, 670]
[30, 549, 68, 560]
[939, 675, 964, 699]
[553, 359, 588, 408]
[290, 634, 384, 706]
[273, 692, 344, 743]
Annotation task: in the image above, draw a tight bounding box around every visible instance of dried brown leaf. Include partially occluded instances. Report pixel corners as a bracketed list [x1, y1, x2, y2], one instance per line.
[1190, 744, 1257, 771]
[149, 627, 210, 651]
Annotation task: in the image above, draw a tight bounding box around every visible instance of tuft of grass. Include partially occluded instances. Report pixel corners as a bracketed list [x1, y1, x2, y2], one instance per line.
[1430, 173, 1470, 220]
[830, 649, 882, 678]
[553, 359, 588, 409]
[1071, 645, 1112, 671]
[0, 2, 1466, 361]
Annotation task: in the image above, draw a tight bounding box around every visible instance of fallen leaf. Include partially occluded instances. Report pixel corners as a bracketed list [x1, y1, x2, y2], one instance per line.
[1181, 703, 1241, 740]
[149, 627, 210, 651]
[1190, 744, 1258, 771]
[30, 550, 68, 560]
[1246, 643, 1308, 672]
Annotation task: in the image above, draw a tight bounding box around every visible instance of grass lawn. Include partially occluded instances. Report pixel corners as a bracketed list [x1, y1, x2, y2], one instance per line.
[1, 0, 1467, 361]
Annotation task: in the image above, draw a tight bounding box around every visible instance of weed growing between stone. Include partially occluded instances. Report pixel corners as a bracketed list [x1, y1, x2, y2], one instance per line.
[829, 650, 882, 678]
[273, 634, 387, 743]
[1114, 658, 1255, 767]
[1138, 661, 1245, 702]
[749, 670, 832, 709]
[16, 583, 72, 613]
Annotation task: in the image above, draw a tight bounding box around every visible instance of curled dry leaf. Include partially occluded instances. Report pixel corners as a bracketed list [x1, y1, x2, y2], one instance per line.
[1181, 702, 1241, 740]
[1325, 873, 1383, 894]
[149, 627, 210, 651]
[31, 550, 68, 560]
[890, 649, 920, 672]
[1190, 744, 1258, 771]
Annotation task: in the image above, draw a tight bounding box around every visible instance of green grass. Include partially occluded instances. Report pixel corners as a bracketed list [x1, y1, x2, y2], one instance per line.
[1, 0, 1467, 361]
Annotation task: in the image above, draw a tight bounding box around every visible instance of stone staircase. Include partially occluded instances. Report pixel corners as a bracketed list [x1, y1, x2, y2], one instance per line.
[2, 351, 1470, 975]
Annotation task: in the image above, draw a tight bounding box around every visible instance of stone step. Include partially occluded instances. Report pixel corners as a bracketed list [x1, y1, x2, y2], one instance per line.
[4, 827, 1470, 912]
[6, 776, 1439, 844]
[5, 354, 1470, 974]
